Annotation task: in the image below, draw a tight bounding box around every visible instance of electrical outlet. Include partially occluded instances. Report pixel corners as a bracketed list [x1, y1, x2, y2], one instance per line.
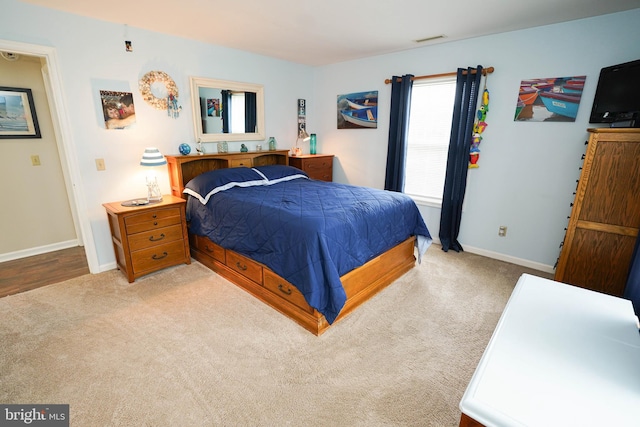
[31, 155, 41, 166]
[95, 158, 106, 171]
[498, 226, 507, 237]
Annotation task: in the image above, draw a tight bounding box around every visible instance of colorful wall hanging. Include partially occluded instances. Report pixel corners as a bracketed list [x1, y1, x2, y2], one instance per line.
[469, 83, 489, 168]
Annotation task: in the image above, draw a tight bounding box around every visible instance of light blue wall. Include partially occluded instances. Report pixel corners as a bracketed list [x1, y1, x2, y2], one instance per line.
[314, 9, 640, 270]
[2, 0, 639, 272]
[1, 0, 313, 269]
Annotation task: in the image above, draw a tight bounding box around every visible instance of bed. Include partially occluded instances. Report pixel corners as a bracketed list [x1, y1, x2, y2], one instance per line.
[166, 150, 432, 335]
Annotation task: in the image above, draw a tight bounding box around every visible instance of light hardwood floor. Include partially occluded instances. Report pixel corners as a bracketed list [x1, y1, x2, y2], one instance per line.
[0, 246, 89, 298]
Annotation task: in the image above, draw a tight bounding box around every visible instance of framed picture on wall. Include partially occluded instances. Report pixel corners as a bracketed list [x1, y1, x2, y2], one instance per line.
[337, 91, 378, 129]
[0, 86, 41, 139]
[514, 76, 586, 122]
[100, 90, 136, 130]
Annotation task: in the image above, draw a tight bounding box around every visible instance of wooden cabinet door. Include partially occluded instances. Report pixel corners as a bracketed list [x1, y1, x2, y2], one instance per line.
[555, 129, 640, 296]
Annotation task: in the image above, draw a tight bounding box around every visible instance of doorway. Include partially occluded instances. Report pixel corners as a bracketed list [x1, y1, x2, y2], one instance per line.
[0, 39, 98, 273]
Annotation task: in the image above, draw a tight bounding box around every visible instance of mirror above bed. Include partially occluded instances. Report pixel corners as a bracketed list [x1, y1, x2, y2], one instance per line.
[190, 76, 265, 142]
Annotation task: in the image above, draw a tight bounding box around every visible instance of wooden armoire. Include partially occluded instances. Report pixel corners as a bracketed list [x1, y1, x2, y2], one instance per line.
[555, 128, 640, 296]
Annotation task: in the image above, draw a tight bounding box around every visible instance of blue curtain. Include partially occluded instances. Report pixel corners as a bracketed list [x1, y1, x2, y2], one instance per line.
[384, 74, 414, 192]
[221, 90, 231, 133]
[245, 92, 257, 133]
[623, 233, 640, 318]
[439, 66, 483, 252]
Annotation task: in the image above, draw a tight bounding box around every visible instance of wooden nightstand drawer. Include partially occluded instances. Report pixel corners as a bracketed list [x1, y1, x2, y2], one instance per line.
[302, 156, 332, 172]
[263, 269, 313, 313]
[226, 250, 263, 284]
[128, 224, 184, 251]
[289, 154, 334, 182]
[125, 207, 182, 234]
[306, 168, 332, 181]
[131, 240, 188, 274]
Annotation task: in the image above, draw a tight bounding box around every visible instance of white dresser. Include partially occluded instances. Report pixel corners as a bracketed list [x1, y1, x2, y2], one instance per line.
[460, 273, 640, 427]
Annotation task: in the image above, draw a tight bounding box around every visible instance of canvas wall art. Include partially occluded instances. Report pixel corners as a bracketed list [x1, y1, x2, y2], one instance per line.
[100, 90, 136, 130]
[337, 91, 378, 129]
[514, 76, 586, 122]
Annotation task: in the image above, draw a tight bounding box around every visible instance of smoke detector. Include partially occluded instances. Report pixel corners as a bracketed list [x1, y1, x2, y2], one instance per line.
[1, 52, 20, 61]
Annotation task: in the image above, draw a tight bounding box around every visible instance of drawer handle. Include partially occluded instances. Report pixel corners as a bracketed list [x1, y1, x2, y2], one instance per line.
[152, 252, 168, 260]
[278, 284, 292, 295]
[235, 261, 247, 271]
[204, 245, 215, 253]
[152, 214, 158, 219]
[149, 233, 165, 242]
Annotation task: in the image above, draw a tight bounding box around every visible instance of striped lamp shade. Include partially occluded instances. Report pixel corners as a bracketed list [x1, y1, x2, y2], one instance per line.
[140, 147, 167, 166]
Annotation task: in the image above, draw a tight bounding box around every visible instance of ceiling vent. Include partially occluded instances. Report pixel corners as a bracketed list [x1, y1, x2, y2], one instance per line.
[415, 35, 446, 43]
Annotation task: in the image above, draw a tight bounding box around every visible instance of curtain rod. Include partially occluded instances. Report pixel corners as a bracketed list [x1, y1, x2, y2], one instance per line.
[384, 66, 494, 84]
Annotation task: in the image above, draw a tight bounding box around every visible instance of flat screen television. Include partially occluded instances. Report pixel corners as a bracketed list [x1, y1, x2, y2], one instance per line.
[589, 58, 640, 127]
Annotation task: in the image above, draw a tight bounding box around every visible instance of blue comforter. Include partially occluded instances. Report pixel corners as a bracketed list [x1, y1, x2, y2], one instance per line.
[185, 167, 431, 324]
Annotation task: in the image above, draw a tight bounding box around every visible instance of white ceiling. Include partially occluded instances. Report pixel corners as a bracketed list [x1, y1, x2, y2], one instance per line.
[22, 0, 640, 66]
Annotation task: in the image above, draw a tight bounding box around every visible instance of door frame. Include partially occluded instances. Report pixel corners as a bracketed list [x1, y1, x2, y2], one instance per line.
[1, 39, 98, 273]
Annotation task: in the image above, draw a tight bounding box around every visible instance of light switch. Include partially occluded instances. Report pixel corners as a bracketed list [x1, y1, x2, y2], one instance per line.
[95, 158, 106, 171]
[31, 155, 41, 166]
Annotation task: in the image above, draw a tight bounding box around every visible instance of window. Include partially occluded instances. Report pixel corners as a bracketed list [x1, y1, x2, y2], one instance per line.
[404, 77, 456, 206]
[230, 92, 245, 133]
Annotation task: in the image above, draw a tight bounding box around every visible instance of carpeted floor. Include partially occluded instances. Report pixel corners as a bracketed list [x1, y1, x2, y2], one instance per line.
[0, 244, 551, 426]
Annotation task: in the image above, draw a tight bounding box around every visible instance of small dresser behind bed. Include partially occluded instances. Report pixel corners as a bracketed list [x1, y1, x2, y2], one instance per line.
[166, 150, 418, 335]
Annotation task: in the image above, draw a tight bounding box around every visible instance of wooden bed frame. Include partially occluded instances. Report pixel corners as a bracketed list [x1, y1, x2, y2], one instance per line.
[166, 150, 418, 335]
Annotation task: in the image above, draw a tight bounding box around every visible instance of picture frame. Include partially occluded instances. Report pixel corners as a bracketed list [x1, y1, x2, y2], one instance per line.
[0, 86, 41, 139]
[514, 76, 586, 122]
[337, 91, 378, 129]
[207, 98, 220, 117]
[99, 90, 136, 130]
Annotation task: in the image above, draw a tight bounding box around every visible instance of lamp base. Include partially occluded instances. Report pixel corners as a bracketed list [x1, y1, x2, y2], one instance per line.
[146, 176, 163, 203]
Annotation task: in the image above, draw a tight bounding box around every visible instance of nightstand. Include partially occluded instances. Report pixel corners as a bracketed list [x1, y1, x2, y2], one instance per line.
[103, 195, 190, 282]
[288, 154, 334, 182]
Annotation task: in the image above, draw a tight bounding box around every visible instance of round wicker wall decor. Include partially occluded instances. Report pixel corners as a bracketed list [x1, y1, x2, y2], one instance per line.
[139, 70, 178, 110]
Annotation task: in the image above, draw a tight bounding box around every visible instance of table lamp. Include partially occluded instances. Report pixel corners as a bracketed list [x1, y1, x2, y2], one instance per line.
[140, 147, 167, 203]
[293, 129, 310, 156]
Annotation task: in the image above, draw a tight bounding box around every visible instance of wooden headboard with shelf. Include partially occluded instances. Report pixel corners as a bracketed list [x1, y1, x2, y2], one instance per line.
[165, 150, 290, 198]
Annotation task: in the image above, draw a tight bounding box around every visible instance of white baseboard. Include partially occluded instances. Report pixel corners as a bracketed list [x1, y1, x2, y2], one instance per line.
[429, 237, 555, 274]
[0, 240, 81, 263]
[99, 261, 118, 273]
[462, 245, 555, 274]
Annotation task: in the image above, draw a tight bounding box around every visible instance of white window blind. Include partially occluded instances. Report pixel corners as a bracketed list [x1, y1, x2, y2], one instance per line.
[230, 92, 245, 133]
[404, 77, 456, 206]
